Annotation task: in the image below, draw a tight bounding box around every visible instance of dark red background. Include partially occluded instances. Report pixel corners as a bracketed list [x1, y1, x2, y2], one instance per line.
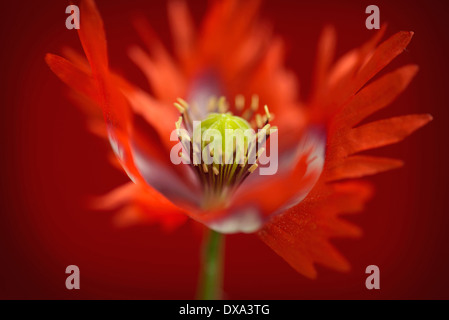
[1, 0, 447, 299]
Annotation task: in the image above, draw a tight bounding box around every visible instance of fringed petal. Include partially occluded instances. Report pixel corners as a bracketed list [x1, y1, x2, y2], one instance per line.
[259, 181, 373, 278]
[45, 54, 98, 102]
[124, 88, 179, 147]
[325, 156, 404, 181]
[344, 114, 432, 155]
[167, 0, 196, 66]
[128, 19, 187, 103]
[128, 45, 186, 102]
[61, 46, 91, 73]
[333, 64, 419, 128]
[328, 25, 387, 90]
[78, 0, 108, 76]
[311, 25, 336, 103]
[352, 31, 414, 93]
[93, 182, 188, 231]
[310, 26, 387, 119]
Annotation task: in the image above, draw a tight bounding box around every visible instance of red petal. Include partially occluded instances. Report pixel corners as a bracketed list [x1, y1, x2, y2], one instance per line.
[93, 182, 180, 212]
[259, 181, 373, 278]
[61, 46, 91, 73]
[325, 156, 404, 181]
[353, 31, 414, 93]
[45, 54, 98, 102]
[78, 0, 129, 126]
[128, 46, 186, 102]
[231, 153, 317, 217]
[334, 64, 419, 128]
[167, 0, 196, 65]
[311, 26, 336, 102]
[78, 0, 108, 75]
[93, 182, 188, 231]
[331, 24, 387, 88]
[310, 25, 387, 119]
[344, 114, 433, 155]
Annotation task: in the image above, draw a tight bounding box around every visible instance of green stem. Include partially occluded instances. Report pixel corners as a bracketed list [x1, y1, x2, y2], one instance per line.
[197, 229, 224, 300]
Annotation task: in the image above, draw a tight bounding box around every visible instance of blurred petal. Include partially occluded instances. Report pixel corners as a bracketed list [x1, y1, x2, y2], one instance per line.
[311, 25, 336, 102]
[167, 0, 196, 65]
[128, 45, 186, 102]
[78, 0, 108, 75]
[93, 182, 188, 231]
[45, 54, 98, 102]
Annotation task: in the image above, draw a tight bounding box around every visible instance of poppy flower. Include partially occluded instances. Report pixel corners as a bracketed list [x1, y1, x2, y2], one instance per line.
[46, 0, 431, 286]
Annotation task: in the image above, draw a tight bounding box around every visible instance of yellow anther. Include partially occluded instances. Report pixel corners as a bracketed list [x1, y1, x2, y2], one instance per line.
[264, 105, 271, 121]
[175, 116, 183, 129]
[177, 97, 189, 109]
[207, 96, 217, 112]
[255, 113, 263, 128]
[235, 94, 245, 111]
[248, 163, 259, 173]
[174, 102, 185, 113]
[262, 123, 271, 132]
[250, 94, 259, 111]
[181, 134, 191, 142]
[218, 96, 228, 113]
[240, 156, 247, 167]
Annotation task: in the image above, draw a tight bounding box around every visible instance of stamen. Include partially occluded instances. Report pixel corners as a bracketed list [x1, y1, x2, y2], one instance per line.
[251, 94, 259, 112]
[179, 151, 190, 163]
[175, 116, 182, 129]
[174, 102, 185, 113]
[255, 113, 263, 128]
[180, 133, 191, 142]
[177, 97, 189, 109]
[174, 99, 195, 132]
[242, 94, 260, 120]
[262, 123, 271, 132]
[235, 94, 245, 112]
[172, 95, 277, 208]
[249, 163, 259, 173]
[218, 96, 229, 113]
[264, 105, 271, 121]
[207, 96, 217, 112]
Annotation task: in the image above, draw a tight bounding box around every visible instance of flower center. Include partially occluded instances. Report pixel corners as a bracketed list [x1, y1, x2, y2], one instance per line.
[174, 95, 277, 208]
